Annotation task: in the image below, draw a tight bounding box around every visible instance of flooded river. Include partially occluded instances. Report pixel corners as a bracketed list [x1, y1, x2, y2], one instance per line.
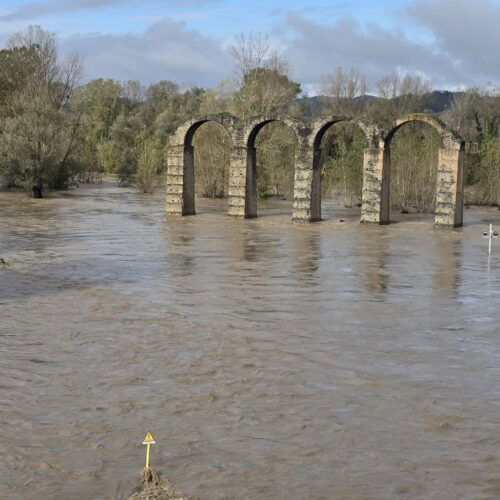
[1, 182, 500, 499]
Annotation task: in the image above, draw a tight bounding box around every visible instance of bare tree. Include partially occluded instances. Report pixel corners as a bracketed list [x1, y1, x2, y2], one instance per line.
[226, 33, 300, 199]
[444, 88, 480, 140]
[122, 80, 145, 106]
[377, 72, 431, 100]
[320, 66, 367, 115]
[230, 33, 275, 84]
[375, 72, 432, 118]
[229, 32, 298, 118]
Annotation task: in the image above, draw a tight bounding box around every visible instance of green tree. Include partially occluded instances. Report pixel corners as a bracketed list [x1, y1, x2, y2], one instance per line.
[477, 136, 500, 206]
[0, 26, 82, 197]
[390, 124, 441, 213]
[320, 123, 365, 206]
[71, 79, 123, 181]
[226, 33, 301, 198]
[135, 129, 163, 194]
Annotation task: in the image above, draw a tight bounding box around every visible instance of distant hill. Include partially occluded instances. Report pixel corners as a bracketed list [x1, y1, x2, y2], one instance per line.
[420, 91, 460, 113]
[296, 91, 460, 117]
[297, 95, 377, 116]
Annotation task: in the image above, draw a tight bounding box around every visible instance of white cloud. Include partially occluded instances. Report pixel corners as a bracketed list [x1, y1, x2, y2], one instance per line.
[280, 4, 500, 91]
[3, 0, 500, 90]
[0, 0, 222, 21]
[61, 18, 233, 86]
[407, 0, 500, 85]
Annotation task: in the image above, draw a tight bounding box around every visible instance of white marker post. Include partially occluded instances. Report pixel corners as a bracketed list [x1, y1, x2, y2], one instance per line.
[142, 432, 155, 469]
[483, 223, 499, 255]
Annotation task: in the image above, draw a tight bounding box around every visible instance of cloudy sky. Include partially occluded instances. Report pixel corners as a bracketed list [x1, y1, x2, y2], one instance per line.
[1, 0, 499, 92]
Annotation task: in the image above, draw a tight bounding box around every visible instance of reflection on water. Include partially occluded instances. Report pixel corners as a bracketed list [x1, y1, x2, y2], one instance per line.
[358, 228, 390, 294]
[293, 230, 321, 283]
[433, 234, 462, 296]
[167, 220, 198, 278]
[1, 185, 500, 500]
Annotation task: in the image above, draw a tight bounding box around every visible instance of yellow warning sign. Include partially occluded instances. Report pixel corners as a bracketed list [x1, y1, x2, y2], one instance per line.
[142, 432, 155, 468]
[143, 432, 155, 445]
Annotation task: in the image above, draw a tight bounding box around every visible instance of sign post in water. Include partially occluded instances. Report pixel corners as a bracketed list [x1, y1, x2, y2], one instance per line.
[483, 223, 499, 255]
[142, 432, 155, 469]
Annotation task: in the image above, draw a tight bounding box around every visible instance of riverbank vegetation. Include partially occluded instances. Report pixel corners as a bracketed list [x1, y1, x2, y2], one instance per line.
[0, 27, 499, 210]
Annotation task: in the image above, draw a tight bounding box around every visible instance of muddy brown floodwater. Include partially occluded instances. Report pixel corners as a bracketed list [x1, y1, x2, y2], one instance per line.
[1, 182, 500, 500]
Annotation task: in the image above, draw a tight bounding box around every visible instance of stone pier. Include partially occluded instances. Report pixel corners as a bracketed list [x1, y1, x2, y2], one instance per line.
[166, 112, 465, 228]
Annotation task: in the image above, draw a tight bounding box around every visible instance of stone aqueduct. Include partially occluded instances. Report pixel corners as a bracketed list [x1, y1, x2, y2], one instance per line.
[166, 112, 465, 227]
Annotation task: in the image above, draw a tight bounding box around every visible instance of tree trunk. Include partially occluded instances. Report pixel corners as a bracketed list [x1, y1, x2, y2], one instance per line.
[32, 185, 43, 198]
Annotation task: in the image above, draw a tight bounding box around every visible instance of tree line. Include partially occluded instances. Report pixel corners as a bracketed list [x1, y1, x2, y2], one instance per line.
[0, 26, 499, 212]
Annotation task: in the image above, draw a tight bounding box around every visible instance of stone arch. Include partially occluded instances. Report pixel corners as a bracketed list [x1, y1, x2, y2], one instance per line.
[379, 113, 465, 227]
[309, 117, 371, 221]
[166, 113, 239, 216]
[311, 117, 372, 150]
[240, 116, 304, 219]
[166, 111, 466, 227]
[385, 113, 463, 149]
[243, 116, 302, 148]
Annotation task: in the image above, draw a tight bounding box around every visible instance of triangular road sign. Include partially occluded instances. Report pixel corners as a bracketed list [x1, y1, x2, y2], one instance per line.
[143, 432, 155, 445]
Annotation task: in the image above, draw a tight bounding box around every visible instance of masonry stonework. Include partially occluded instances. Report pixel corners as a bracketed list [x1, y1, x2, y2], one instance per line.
[166, 112, 465, 228]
